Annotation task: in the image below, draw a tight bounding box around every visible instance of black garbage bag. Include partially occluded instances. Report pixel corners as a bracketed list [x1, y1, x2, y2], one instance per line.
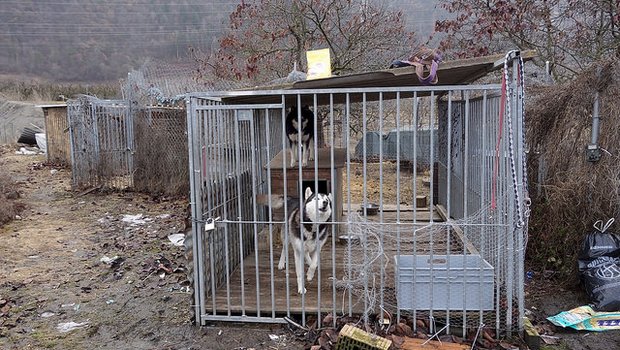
[578, 219, 620, 273]
[579, 219, 620, 311]
[582, 257, 620, 311]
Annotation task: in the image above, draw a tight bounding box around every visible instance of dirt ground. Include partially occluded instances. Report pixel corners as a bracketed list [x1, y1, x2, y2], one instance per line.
[2, 145, 620, 350]
[0, 147, 303, 350]
[525, 282, 620, 350]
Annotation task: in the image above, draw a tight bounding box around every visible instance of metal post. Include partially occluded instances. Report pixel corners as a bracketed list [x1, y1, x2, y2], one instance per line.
[186, 96, 203, 325]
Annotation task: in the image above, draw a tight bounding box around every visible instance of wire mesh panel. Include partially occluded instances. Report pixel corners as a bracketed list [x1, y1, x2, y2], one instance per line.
[133, 105, 189, 195]
[68, 95, 190, 195]
[187, 54, 528, 335]
[67, 96, 133, 190]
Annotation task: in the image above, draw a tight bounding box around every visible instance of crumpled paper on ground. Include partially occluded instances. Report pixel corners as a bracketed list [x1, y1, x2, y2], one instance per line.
[547, 305, 620, 331]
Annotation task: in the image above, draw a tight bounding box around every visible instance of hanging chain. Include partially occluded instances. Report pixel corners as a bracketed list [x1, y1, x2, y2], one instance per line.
[503, 51, 529, 229]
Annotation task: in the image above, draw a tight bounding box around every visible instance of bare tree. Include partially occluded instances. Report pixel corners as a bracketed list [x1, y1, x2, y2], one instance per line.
[435, 0, 620, 80]
[196, 0, 417, 86]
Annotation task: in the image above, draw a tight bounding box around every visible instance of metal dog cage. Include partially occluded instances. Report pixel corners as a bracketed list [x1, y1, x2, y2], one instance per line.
[186, 51, 529, 335]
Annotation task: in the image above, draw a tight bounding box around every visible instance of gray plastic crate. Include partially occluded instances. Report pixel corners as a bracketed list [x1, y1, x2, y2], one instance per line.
[394, 254, 494, 311]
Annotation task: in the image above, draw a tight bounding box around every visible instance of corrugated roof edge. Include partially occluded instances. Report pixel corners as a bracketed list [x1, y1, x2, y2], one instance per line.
[239, 50, 537, 92]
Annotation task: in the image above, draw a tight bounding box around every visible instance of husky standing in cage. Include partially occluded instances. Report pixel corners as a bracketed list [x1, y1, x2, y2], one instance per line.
[286, 105, 315, 167]
[258, 187, 332, 294]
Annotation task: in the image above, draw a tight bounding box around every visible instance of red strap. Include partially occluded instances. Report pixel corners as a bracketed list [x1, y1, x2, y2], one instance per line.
[491, 71, 507, 210]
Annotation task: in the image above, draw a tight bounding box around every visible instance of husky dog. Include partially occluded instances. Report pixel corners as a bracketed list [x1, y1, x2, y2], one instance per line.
[258, 187, 332, 294]
[286, 105, 315, 167]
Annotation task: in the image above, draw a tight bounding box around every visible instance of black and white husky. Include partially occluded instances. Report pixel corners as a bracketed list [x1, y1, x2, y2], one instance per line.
[258, 187, 332, 294]
[286, 106, 315, 167]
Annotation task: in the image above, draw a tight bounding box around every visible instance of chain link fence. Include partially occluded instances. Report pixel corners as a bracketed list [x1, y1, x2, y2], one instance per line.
[68, 60, 199, 195]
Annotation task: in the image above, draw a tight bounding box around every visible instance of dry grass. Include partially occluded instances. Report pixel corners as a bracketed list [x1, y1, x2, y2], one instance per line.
[343, 161, 430, 205]
[0, 77, 119, 101]
[0, 146, 25, 227]
[526, 58, 620, 278]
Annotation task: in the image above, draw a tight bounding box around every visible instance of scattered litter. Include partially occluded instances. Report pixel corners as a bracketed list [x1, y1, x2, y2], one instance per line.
[167, 233, 185, 247]
[499, 341, 519, 349]
[50, 169, 58, 175]
[40, 312, 55, 318]
[15, 147, 41, 155]
[27, 255, 39, 259]
[157, 214, 171, 219]
[540, 334, 561, 345]
[100, 255, 120, 265]
[141, 255, 179, 281]
[269, 334, 279, 341]
[15, 215, 22, 220]
[526, 271, 533, 280]
[106, 299, 115, 305]
[61, 303, 75, 308]
[548, 305, 620, 331]
[122, 214, 151, 225]
[96, 215, 114, 224]
[35, 133, 46, 151]
[57, 321, 89, 333]
[218, 329, 223, 336]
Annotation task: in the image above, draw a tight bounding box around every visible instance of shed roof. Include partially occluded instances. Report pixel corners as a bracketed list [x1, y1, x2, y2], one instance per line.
[215, 50, 536, 106]
[36, 103, 67, 109]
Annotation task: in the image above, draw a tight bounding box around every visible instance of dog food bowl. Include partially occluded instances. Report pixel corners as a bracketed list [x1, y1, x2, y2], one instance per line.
[360, 203, 379, 216]
[338, 233, 362, 244]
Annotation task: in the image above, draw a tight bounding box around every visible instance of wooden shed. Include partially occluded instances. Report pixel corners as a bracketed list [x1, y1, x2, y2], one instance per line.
[39, 103, 70, 165]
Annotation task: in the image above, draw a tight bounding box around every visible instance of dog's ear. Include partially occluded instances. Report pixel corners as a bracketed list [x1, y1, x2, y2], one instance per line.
[328, 193, 333, 203]
[305, 187, 313, 200]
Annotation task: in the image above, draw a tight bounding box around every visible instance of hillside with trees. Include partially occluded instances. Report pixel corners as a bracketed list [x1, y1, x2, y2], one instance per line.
[0, 0, 237, 82]
[0, 0, 441, 83]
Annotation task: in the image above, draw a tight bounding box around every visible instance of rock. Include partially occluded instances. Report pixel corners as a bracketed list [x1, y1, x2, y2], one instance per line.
[394, 322, 414, 338]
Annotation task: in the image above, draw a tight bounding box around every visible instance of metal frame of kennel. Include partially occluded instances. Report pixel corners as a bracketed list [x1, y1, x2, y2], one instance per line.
[186, 52, 529, 334]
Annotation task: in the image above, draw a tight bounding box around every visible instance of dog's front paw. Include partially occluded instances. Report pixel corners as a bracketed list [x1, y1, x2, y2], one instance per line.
[297, 286, 306, 294]
[302, 159, 308, 167]
[278, 260, 285, 270]
[306, 263, 317, 281]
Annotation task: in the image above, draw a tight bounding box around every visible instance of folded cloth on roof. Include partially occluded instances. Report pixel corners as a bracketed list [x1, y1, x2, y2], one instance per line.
[388, 47, 442, 85]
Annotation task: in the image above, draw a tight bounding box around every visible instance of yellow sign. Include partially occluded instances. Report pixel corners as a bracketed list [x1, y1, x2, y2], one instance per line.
[306, 48, 331, 80]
